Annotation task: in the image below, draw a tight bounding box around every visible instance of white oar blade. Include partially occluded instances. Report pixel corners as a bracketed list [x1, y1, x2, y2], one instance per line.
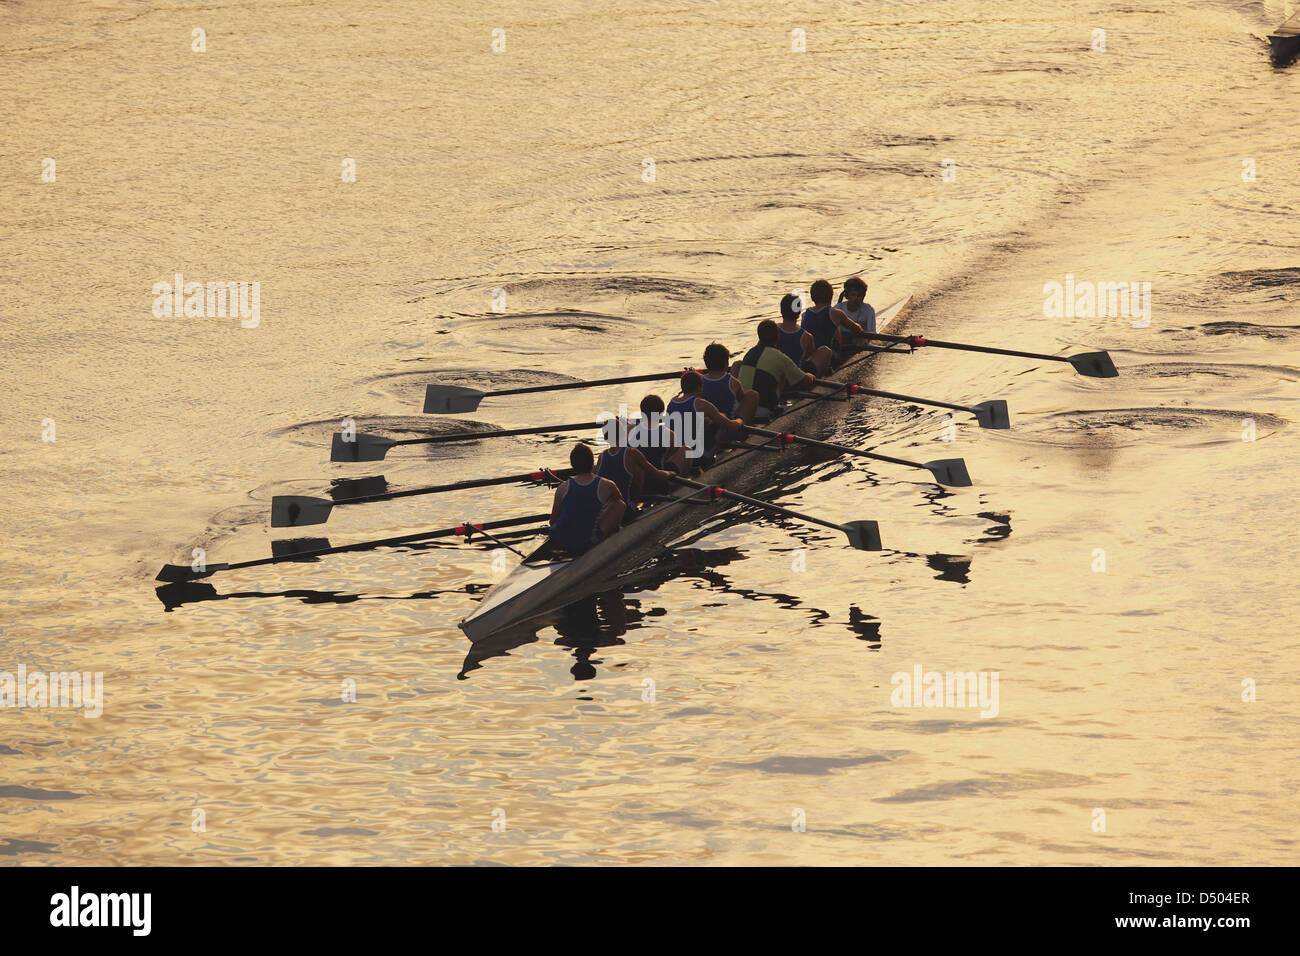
[1068, 351, 1118, 378]
[271, 495, 334, 528]
[923, 458, 973, 487]
[331, 432, 395, 462]
[424, 384, 486, 414]
[841, 520, 883, 551]
[972, 400, 1011, 429]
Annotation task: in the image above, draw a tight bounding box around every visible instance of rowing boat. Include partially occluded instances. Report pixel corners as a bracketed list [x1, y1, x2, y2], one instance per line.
[1271, 11, 1300, 64]
[458, 295, 913, 641]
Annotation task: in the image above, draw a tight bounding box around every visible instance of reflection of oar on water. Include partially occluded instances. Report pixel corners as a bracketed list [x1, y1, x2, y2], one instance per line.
[740, 424, 973, 488]
[155, 514, 551, 582]
[272, 468, 571, 527]
[854, 331, 1119, 378]
[798, 380, 1011, 429]
[331, 420, 604, 462]
[669, 475, 883, 551]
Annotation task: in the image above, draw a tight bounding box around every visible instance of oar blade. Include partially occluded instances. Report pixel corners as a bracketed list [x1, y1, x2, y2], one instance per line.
[331, 432, 395, 463]
[155, 562, 229, 583]
[923, 458, 973, 488]
[972, 400, 1011, 429]
[271, 495, 333, 528]
[271, 537, 331, 559]
[841, 520, 883, 551]
[1068, 351, 1119, 378]
[424, 384, 486, 414]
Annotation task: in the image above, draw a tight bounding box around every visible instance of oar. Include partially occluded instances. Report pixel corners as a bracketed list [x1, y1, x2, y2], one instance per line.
[813, 380, 1010, 429]
[332, 421, 603, 462]
[424, 371, 693, 414]
[854, 332, 1118, 378]
[670, 476, 882, 551]
[155, 513, 551, 582]
[741, 424, 972, 487]
[272, 468, 571, 527]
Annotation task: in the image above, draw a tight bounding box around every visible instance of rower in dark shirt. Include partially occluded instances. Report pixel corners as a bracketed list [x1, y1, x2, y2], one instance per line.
[597, 415, 675, 522]
[548, 444, 625, 554]
[801, 279, 864, 367]
[665, 370, 744, 469]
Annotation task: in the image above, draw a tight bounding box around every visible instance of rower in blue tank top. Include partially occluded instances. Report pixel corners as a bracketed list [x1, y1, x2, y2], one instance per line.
[549, 444, 625, 554]
[699, 343, 757, 431]
[665, 370, 744, 468]
[775, 293, 832, 375]
[801, 279, 866, 367]
[633, 394, 687, 485]
[597, 416, 676, 522]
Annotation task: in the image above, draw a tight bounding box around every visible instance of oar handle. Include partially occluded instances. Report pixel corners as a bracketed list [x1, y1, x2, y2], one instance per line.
[230, 514, 552, 571]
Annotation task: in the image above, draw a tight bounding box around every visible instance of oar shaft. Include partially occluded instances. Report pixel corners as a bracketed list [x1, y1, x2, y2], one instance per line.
[394, 421, 601, 446]
[857, 332, 1070, 364]
[670, 476, 842, 534]
[486, 371, 685, 397]
[814, 380, 973, 415]
[339, 469, 570, 506]
[232, 514, 551, 571]
[741, 424, 921, 470]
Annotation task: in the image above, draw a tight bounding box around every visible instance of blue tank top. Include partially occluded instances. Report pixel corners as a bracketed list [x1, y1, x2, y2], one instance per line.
[802, 306, 840, 357]
[666, 394, 718, 461]
[701, 372, 736, 417]
[636, 423, 672, 469]
[597, 447, 635, 509]
[777, 325, 804, 366]
[549, 475, 603, 553]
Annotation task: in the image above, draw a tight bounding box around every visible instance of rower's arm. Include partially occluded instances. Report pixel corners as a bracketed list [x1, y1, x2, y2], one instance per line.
[627, 446, 673, 484]
[550, 482, 567, 522]
[832, 306, 863, 336]
[698, 397, 743, 431]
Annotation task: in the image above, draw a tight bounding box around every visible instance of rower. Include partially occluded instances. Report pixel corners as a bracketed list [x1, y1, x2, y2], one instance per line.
[548, 443, 625, 554]
[630, 394, 688, 492]
[597, 415, 676, 521]
[801, 279, 864, 368]
[701, 342, 760, 426]
[665, 370, 744, 469]
[777, 293, 833, 377]
[737, 319, 815, 418]
[836, 276, 876, 335]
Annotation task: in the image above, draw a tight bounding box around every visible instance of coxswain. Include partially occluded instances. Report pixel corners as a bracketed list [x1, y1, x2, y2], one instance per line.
[737, 319, 816, 417]
[548, 443, 625, 554]
[836, 276, 876, 334]
[665, 370, 744, 468]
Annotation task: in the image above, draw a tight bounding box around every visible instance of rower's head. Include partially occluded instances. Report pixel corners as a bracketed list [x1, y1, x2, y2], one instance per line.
[779, 294, 801, 323]
[570, 442, 595, 474]
[842, 276, 867, 307]
[703, 342, 730, 373]
[640, 394, 665, 416]
[756, 319, 780, 346]
[679, 370, 702, 395]
[810, 279, 833, 306]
